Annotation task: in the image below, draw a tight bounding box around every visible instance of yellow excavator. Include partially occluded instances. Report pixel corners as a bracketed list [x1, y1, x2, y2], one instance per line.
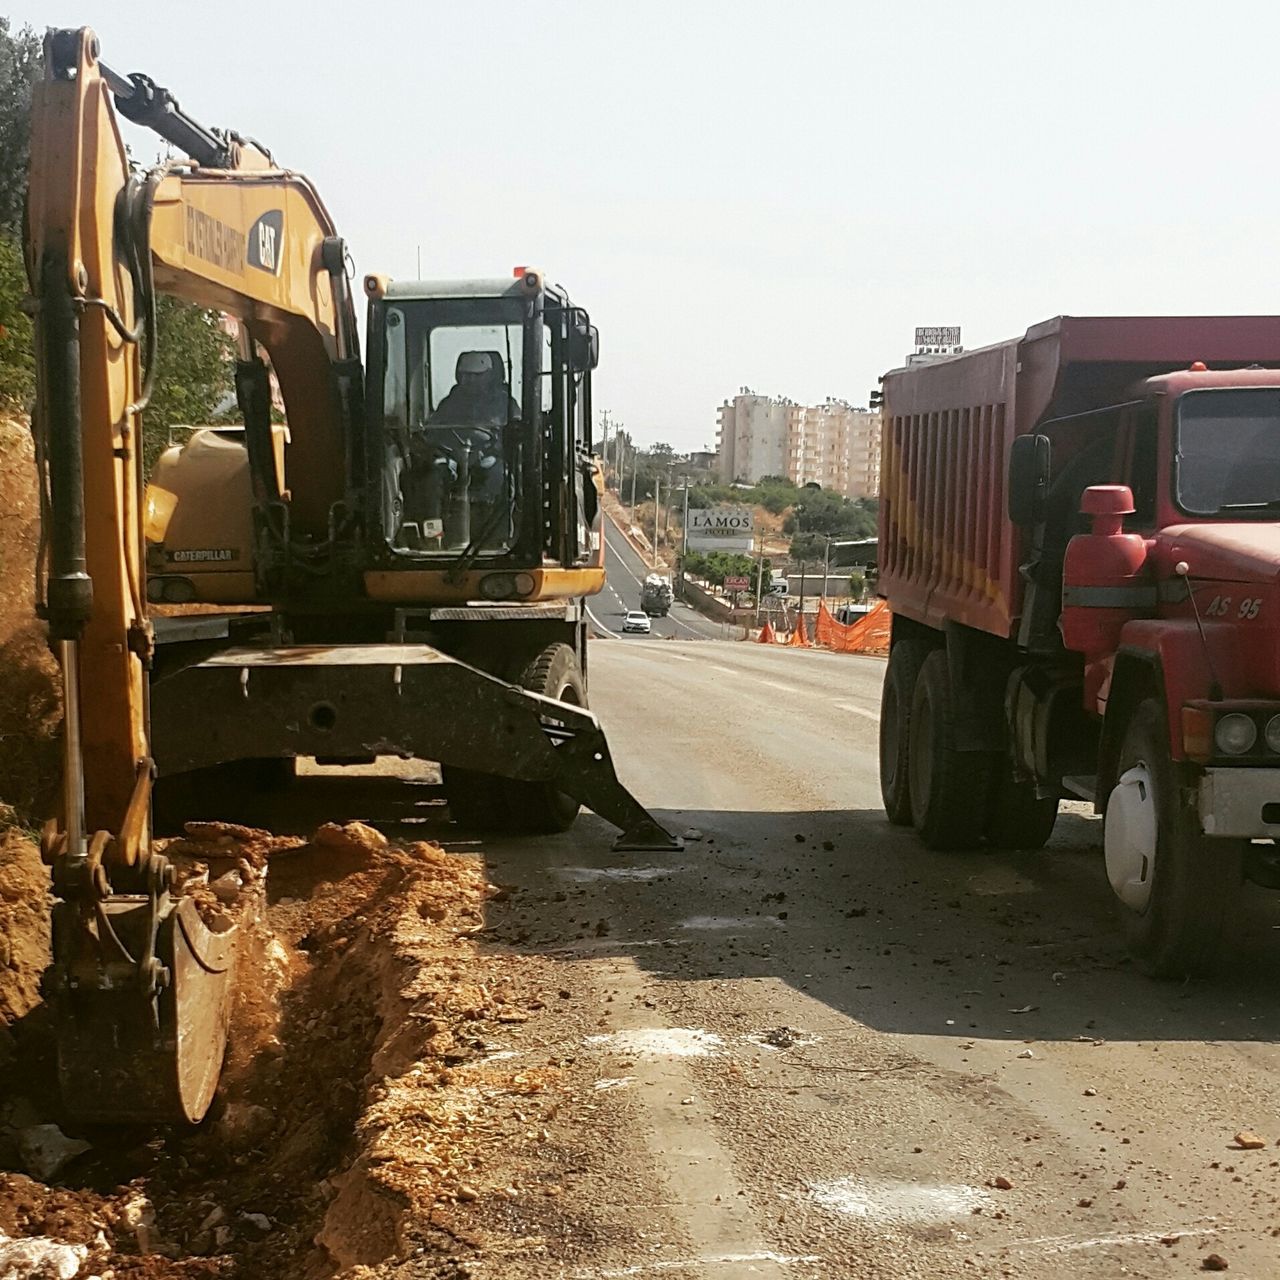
[25, 27, 677, 1126]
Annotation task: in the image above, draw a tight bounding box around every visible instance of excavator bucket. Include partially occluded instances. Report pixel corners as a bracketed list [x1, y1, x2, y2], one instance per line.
[50, 891, 238, 1125]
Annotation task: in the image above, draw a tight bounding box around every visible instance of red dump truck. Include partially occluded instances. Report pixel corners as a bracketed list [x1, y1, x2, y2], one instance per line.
[876, 316, 1280, 975]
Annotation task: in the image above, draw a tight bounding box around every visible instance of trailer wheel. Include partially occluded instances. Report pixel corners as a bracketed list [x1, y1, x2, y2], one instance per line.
[1106, 699, 1241, 977]
[879, 637, 930, 825]
[985, 769, 1058, 850]
[907, 649, 994, 849]
[502, 643, 586, 833]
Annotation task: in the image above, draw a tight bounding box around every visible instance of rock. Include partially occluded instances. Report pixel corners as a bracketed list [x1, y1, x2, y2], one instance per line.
[1201, 1254, 1229, 1271]
[456, 1185, 479, 1203]
[0, 1232, 88, 1280]
[1016, 1049, 1035, 1059]
[15, 1123, 91, 1181]
[216, 1102, 275, 1150]
[681, 1096, 694, 1105]
[1083, 1087, 1097, 1097]
[682, 828, 704, 841]
[1077, 1197, 1093, 1208]
[198, 1206, 228, 1231]
[209, 871, 243, 904]
[993, 1176, 1014, 1190]
[1233, 1130, 1266, 1150]
[121, 1194, 160, 1254]
[314, 822, 388, 855]
[240, 1212, 271, 1234]
[214, 1226, 234, 1249]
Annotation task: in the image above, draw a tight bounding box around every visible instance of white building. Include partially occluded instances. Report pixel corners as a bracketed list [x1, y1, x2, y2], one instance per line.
[715, 390, 881, 498]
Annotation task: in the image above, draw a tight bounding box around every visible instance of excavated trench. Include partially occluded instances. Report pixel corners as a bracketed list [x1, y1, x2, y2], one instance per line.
[0, 817, 544, 1278]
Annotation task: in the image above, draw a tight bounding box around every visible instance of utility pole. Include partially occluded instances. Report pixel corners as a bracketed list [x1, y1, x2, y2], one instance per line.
[653, 475, 661, 569]
[629, 457, 637, 518]
[797, 560, 807, 638]
[822, 535, 832, 602]
[754, 532, 766, 624]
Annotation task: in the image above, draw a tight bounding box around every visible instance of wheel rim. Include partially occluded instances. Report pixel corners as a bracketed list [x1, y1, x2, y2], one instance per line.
[1105, 762, 1158, 910]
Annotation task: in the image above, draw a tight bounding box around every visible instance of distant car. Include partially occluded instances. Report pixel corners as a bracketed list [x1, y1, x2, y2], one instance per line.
[622, 610, 652, 634]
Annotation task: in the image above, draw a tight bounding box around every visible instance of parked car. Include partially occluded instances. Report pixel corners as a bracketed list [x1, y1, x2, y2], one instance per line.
[622, 610, 652, 634]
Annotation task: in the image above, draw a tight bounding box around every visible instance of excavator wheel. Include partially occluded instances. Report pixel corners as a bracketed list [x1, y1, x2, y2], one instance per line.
[443, 643, 585, 835]
[502, 643, 586, 833]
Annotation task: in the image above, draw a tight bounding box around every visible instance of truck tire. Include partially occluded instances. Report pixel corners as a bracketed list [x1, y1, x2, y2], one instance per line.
[985, 768, 1058, 850]
[443, 644, 585, 835]
[879, 636, 930, 825]
[907, 649, 994, 849]
[1106, 699, 1242, 977]
[441, 765, 504, 830]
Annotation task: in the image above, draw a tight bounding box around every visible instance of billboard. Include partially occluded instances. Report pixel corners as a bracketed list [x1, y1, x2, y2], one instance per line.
[914, 326, 961, 349]
[688, 506, 754, 552]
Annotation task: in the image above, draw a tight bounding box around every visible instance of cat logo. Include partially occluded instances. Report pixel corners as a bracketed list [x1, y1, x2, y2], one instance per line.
[247, 210, 285, 276]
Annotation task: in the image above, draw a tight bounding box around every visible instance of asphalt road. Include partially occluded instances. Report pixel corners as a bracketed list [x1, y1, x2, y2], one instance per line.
[594, 515, 727, 641]
[464, 638, 1280, 1279]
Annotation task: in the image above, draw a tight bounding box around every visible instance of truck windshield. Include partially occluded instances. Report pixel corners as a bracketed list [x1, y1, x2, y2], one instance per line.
[1176, 387, 1280, 515]
[381, 296, 525, 556]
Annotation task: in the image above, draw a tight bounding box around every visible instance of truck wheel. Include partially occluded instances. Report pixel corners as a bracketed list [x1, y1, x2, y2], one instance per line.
[500, 643, 586, 833]
[442, 765, 505, 830]
[1105, 699, 1242, 977]
[907, 649, 994, 849]
[879, 637, 930, 825]
[986, 768, 1058, 850]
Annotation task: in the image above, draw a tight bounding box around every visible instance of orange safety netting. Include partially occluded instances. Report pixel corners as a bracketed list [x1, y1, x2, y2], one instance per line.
[813, 599, 891, 655]
[787, 619, 810, 647]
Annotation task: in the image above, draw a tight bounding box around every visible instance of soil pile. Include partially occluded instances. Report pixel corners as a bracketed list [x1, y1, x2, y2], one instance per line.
[0, 414, 60, 824]
[0, 820, 546, 1277]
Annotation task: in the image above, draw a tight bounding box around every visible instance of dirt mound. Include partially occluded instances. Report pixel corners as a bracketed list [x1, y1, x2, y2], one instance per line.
[0, 821, 538, 1277]
[0, 831, 49, 1027]
[0, 416, 60, 826]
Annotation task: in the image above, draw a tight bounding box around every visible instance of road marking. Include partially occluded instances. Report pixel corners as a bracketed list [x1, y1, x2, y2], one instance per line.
[835, 699, 880, 723]
[584, 1028, 724, 1058]
[1008, 1225, 1216, 1255]
[805, 1176, 991, 1223]
[585, 604, 616, 638]
[574, 1255, 822, 1277]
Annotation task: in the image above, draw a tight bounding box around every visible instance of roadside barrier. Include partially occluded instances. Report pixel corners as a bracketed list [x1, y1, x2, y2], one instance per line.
[757, 621, 777, 644]
[787, 618, 810, 647]
[814, 598, 891, 655]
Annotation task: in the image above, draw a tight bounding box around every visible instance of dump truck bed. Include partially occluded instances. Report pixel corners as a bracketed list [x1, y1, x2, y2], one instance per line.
[878, 315, 1280, 639]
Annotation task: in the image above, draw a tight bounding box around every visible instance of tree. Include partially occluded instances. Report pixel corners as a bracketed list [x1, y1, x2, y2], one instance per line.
[0, 20, 236, 452]
[143, 298, 235, 470]
[0, 19, 41, 232]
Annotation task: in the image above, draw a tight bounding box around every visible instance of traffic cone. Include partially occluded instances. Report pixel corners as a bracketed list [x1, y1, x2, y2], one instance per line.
[758, 621, 776, 644]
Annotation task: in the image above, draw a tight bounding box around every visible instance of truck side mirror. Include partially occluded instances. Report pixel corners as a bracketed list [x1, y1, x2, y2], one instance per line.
[1008, 433, 1051, 527]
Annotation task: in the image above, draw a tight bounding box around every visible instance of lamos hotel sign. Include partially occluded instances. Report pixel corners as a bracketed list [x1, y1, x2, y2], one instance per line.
[688, 507, 754, 552]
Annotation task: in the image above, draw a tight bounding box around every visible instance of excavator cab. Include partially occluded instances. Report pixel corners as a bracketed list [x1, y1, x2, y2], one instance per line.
[364, 270, 603, 596]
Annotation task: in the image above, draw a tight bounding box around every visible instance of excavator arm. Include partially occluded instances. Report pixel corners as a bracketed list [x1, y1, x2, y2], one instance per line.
[24, 26, 361, 1124]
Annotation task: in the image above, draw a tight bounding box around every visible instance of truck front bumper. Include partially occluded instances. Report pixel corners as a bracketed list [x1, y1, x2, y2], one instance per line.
[1199, 767, 1280, 838]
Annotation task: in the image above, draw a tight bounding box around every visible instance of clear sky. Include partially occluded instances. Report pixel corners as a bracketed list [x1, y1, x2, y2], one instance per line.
[12, 0, 1280, 451]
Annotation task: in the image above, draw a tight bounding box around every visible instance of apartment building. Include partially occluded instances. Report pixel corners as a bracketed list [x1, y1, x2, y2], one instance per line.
[786, 400, 881, 500]
[715, 390, 881, 499]
[715, 390, 793, 483]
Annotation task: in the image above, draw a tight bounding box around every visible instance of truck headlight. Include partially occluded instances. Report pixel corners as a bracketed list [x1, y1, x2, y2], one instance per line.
[1215, 713, 1257, 755]
[1266, 715, 1280, 754]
